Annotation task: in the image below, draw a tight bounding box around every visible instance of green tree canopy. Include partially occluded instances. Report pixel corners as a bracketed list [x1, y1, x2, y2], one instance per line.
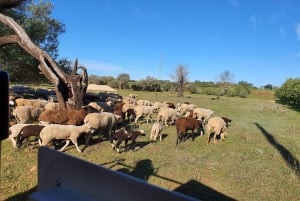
[0, 0, 65, 83]
[275, 78, 300, 107]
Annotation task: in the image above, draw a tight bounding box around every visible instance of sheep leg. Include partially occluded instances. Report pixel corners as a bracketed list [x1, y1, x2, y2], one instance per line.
[60, 140, 70, 152]
[213, 134, 218, 144]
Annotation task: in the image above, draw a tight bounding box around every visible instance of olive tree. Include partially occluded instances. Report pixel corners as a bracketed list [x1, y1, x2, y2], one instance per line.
[0, 1, 87, 110]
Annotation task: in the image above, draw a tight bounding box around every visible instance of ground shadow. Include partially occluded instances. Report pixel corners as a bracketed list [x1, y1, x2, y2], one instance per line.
[174, 180, 236, 201]
[254, 122, 300, 177]
[4, 186, 37, 201]
[113, 159, 236, 200]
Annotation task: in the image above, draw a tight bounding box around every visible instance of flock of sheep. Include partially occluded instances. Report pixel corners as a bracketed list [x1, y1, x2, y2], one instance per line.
[8, 91, 232, 153]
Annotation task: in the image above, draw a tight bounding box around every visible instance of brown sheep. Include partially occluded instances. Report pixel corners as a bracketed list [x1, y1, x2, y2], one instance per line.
[38, 106, 97, 126]
[175, 117, 203, 146]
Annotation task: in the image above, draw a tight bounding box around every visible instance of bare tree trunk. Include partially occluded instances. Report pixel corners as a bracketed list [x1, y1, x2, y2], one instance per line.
[0, 13, 87, 110]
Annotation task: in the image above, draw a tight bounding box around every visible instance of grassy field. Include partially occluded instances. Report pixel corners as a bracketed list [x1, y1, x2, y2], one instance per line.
[1, 90, 300, 201]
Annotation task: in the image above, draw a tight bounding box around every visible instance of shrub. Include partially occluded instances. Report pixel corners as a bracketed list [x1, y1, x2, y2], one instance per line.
[275, 78, 300, 106]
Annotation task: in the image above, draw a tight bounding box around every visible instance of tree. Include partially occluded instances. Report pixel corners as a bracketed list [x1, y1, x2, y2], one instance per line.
[116, 73, 130, 89]
[219, 70, 234, 88]
[275, 78, 300, 106]
[264, 84, 273, 90]
[0, 0, 65, 83]
[0, 3, 87, 110]
[171, 64, 188, 97]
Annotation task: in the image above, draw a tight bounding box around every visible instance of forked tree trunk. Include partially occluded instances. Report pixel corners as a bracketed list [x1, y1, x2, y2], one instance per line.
[0, 13, 87, 110]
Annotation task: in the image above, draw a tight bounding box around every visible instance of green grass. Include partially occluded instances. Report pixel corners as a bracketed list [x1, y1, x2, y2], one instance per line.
[1, 90, 300, 201]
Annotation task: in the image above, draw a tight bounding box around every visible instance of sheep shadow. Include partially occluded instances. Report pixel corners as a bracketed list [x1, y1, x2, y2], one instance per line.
[254, 122, 300, 177]
[115, 140, 151, 153]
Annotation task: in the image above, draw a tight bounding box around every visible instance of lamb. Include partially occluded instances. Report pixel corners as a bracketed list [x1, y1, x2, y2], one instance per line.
[39, 124, 94, 153]
[38, 106, 97, 125]
[13, 106, 44, 123]
[134, 105, 155, 124]
[175, 117, 202, 146]
[9, 123, 35, 147]
[15, 124, 45, 148]
[150, 122, 163, 142]
[156, 107, 180, 127]
[205, 116, 232, 144]
[83, 112, 121, 142]
[110, 129, 146, 153]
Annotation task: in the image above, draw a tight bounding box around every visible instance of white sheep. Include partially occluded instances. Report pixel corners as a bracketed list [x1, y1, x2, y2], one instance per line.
[156, 107, 180, 127]
[12, 106, 44, 123]
[178, 103, 196, 114]
[44, 102, 60, 110]
[205, 116, 231, 144]
[14, 98, 48, 108]
[8, 123, 35, 147]
[134, 105, 155, 124]
[88, 101, 113, 112]
[83, 112, 121, 142]
[150, 122, 163, 142]
[152, 101, 165, 111]
[39, 124, 94, 153]
[192, 108, 215, 122]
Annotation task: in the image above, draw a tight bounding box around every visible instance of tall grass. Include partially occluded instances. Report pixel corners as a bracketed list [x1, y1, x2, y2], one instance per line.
[1, 90, 300, 201]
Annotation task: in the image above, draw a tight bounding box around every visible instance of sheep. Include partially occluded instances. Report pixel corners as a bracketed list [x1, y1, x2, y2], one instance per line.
[156, 107, 180, 127]
[13, 106, 44, 123]
[178, 103, 196, 115]
[38, 106, 97, 125]
[15, 124, 45, 148]
[112, 108, 125, 130]
[9, 123, 35, 147]
[110, 129, 146, 153]
[14, 98, 48, 108]
[39, 124, 94, 153]
[175, 117, 203, 146]
[191, 108, 215, 123]
[205, 116, 232, 144]
[152, 101, 165, 111]
[136, 99, 151, 106]
[150, 122, 163, 142]
[134, 105, 155, 124]
[163, 101, 176, 109]
[44, 102, 60, 110]
[83, 112, 121, 142]
[88, 101, 113, 112]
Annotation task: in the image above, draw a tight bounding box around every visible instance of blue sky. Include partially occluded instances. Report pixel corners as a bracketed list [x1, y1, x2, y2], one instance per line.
[50, 0, 300, 87]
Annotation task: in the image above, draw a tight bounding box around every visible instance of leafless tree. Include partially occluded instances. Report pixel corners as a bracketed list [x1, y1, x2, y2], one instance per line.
[171, 64, 189, 97]
[0, 10, 87, 110]
[219, 70, 234, 90]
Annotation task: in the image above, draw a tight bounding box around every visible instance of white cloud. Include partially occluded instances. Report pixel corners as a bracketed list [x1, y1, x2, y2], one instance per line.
[296, 23, 300, 40]
[229, 0, 239, 8]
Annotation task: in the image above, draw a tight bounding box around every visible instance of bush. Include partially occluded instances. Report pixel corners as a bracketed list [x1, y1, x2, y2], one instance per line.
[275, 78, 300, 106]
